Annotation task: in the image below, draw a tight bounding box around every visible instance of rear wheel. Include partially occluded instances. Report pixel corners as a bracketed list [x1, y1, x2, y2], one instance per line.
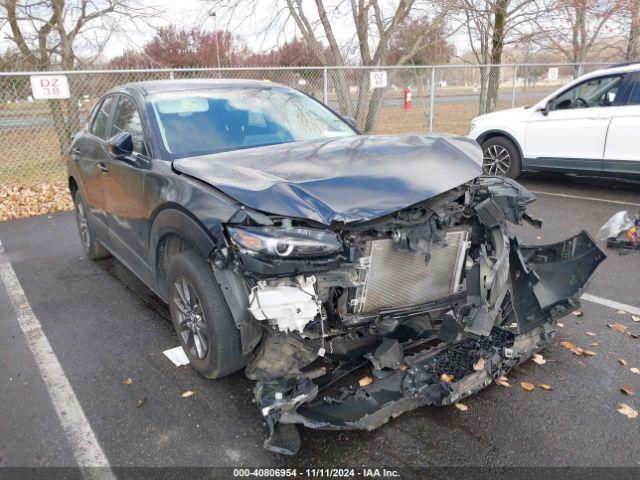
[73, 192, 110, 260]
[167, 250, 246, 379]
[481, 136, 522, 179]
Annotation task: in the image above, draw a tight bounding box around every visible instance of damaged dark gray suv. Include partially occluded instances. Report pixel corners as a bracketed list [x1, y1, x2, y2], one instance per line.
[67, 79, 605, 455]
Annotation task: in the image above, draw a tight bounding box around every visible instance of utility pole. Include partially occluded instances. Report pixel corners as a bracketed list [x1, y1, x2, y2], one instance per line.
[209, 11, 222, 77]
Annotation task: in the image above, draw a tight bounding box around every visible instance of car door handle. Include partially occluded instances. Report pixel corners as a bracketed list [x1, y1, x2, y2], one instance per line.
[98, 162, 109, 172]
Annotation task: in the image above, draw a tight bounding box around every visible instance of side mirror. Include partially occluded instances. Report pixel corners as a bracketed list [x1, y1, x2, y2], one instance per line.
[107, 132, 133, 159]
[537, 100, 552, 116]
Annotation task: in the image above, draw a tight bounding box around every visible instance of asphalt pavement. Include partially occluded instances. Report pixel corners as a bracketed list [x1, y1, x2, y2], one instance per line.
[1, 173, 639, 473]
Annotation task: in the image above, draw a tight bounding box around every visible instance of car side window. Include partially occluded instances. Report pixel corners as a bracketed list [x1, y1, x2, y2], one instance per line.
[627, 80, 640, 105]
[552, 75, 622, 110]
[90, 96, 116, 139]
[112, 96, 147, 156]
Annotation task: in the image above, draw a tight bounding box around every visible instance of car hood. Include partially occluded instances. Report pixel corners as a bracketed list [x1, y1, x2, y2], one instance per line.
[172, 134, 482, 225]
[473, 106, 530, 123]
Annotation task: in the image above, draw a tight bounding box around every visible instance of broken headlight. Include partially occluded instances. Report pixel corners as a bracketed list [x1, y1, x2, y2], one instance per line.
[226, 226, 342, 258]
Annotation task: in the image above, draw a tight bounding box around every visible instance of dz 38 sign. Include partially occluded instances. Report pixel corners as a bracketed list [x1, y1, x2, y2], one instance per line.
[30, 75, 70, 100]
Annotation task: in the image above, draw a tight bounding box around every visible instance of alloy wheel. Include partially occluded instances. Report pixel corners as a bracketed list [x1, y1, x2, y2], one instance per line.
[173, 276, 209, 360]
[483, 144, 511, 175]
[75, 200, 91, 251]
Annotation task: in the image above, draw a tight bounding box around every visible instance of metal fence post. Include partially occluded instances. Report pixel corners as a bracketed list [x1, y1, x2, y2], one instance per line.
[428, 67, 436, 134]
[169, 69, 174, 80]
[323, 67, 329, 105]
[511, 65, 518, 108]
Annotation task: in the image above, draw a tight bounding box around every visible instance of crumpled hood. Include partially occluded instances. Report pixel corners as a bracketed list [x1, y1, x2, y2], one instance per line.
[173, 134, 482, 225]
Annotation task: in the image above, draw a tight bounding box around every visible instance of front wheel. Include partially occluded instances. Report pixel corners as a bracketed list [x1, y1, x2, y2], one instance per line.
[481, 137, 522, 179]
[167, 250, 246, 379]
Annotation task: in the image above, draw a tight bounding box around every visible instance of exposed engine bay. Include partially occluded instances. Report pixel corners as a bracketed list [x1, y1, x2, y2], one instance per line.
[212, 176, 605, 455]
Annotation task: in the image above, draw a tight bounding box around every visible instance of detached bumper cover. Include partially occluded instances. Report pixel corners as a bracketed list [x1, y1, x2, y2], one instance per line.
[256, 231, 605, 454]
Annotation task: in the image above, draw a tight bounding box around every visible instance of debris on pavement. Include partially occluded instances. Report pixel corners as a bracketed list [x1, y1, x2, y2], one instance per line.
[619, 359, 628, 366]
[631, 368, 640, 374]
[123, 378, 133, 385]
[599, 210, 640, 253]
[454, 403, 469, 411]
[137, 398, 146, 408]
[163, 346, 190, 367]
[560, 340, 597, 357]
[182, 390, 195, 398]
[539, 384, 553, 390]
[620, 386, 634, 396]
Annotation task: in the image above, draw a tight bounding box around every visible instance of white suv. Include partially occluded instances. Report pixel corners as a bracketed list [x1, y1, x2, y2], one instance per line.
[468, 63, 640, 179]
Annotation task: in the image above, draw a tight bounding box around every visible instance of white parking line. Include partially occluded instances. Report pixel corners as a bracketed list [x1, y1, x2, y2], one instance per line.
[529, 190, 640, 207]
[581, 293, 640, 316]
[0, 240, 115, 477]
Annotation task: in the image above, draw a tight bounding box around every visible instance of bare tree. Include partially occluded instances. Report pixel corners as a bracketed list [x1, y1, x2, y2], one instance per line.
[0, 0, 159, 151]
[535, 0, 621, 77]
[459, 0, 544, 114]
[624, 0, 640, 61]
[210, 0, 455, 132]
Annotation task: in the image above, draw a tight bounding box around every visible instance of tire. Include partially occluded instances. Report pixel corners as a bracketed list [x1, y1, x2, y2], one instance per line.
[481, 136, 522, 179]
[73, 191, 111, 260]
[167, 250, 246, 379]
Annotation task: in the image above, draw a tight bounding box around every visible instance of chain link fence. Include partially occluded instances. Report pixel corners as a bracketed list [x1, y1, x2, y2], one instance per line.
[0, 63, 609, 192]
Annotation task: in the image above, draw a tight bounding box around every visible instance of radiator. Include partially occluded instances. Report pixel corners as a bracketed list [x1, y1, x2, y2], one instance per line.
[358, 231, 468, 314]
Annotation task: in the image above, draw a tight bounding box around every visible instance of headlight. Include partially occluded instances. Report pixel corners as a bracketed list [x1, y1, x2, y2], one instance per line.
[226, 226, 342, 258]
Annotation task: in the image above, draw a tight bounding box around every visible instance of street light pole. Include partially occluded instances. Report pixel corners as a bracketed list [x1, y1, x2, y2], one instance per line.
[209, 11, 222, 78]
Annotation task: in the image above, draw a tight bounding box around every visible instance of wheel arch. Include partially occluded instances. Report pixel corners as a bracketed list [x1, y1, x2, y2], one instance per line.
[475, 129, 524, 162]
[68, 175, 79, 199]
[149, 204, 220, 300]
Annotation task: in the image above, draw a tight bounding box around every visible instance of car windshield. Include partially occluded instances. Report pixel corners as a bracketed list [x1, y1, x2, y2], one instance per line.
[149, 87, 356, 158]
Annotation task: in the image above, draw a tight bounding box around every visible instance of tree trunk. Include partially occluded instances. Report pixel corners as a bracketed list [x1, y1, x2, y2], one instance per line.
[627, 0, 640, 61]
[485, 0, 509, 114]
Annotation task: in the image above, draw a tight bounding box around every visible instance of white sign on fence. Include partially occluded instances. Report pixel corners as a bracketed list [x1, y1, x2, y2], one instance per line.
[30, 75, 70, 100]
[547, 67, 559, 82]
[369, 71, 388, 89]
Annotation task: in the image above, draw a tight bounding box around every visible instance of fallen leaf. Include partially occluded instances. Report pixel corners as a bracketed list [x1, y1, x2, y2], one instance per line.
[539, 384, 553, 390]
[557, 322, 565, 328]
[123, 378, 133, 385]
[619, 359, 628, 366]
[560, 340, 578, 351]
[608, 323, 627, 333]
[440, 373, 454, 383]
[137, 398, 146, 408]
[590, 342, 599, 347]
[585, 332, 596, 337]
[181, 390, 195, 398]
[631, 367, 640, 374]
[358, 376, 373, 387]
[473, 358, 486, 371]
[454, 403, 468, 411]
[399, 364, 408, 371]
[560, 340, 596, 357]
[532, 353, 546, 365]
[617, 310, 627, 315]
[621, 386, 634, 396]
[572, 311, 583, 317]
[632, 315, 640, 323]
[520, 382, 535, 392]
[495, 376, 511, 387]
[617, 403, 638, 419]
